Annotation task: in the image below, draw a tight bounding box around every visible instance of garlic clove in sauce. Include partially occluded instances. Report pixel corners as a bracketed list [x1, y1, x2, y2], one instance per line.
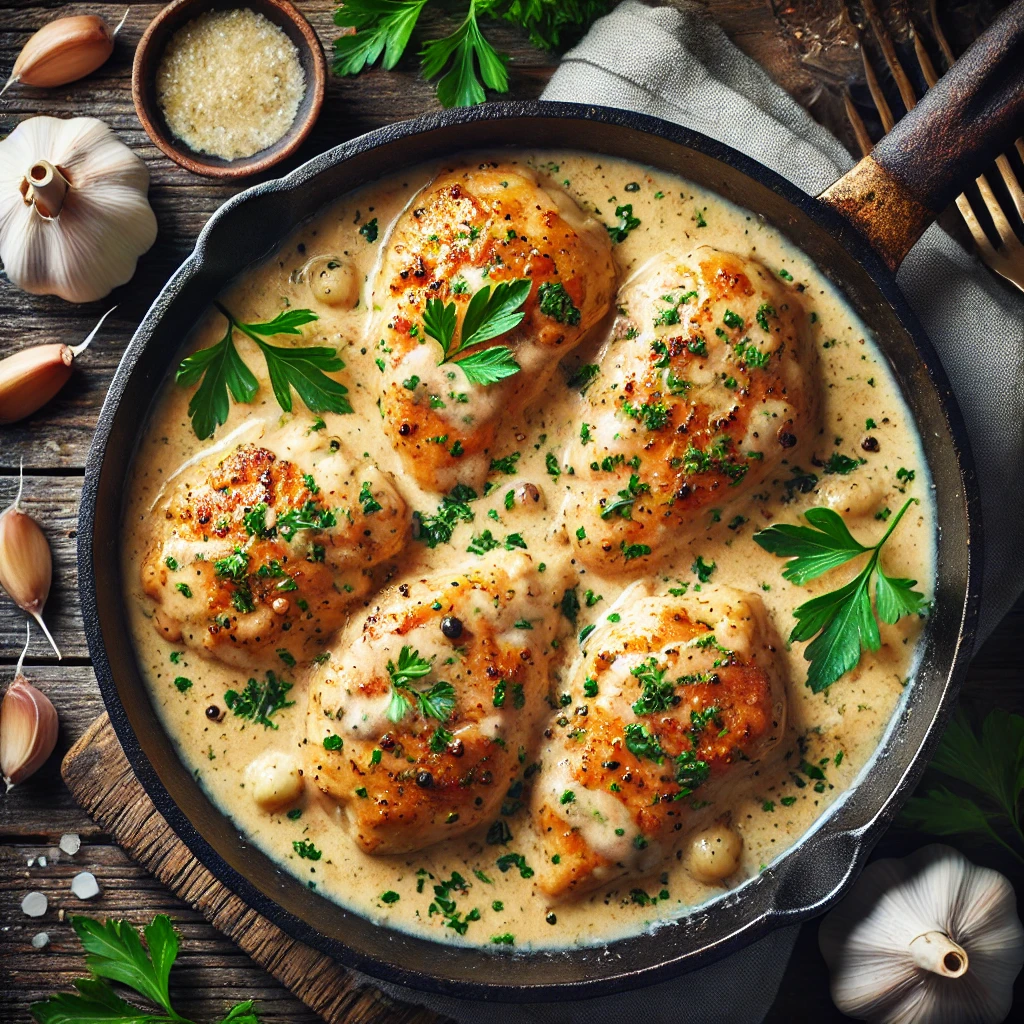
[0, 467, 61, 658]
[1, 625, 59, 789]
[1, 11, 128, 95]
[0, 116, 157, 303]
[819, 844, 1024, 1023]
[0, 307, 115, 425]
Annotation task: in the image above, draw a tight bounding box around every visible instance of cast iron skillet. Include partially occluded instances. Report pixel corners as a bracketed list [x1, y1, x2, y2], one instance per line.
[79, 5, 1023, 1002]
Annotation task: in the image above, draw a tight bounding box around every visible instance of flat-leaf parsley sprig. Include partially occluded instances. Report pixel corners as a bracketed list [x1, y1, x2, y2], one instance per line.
[30, 913, 262, 1024]
[423, 278, 530, 386]
[901, 708, 1024, 864]
[753, 498, 927, 692]
[333, 0, 611, 108]
[386, 644, 457, 723]
[176, 303, 352, 439]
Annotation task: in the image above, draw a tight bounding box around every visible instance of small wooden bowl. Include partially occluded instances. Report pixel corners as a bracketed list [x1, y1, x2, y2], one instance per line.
[132, 0, 326, 179]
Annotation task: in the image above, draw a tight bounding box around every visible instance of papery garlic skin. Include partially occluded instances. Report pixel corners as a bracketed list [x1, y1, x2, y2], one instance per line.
[0, 471, 61, 657]
[819, 844, 1024, 1024]
[1, 628, 59, 789]
[0, 116, 157, 303]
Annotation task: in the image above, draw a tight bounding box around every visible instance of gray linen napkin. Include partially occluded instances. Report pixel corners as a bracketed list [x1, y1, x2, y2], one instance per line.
[368, 2, 1024, 1020]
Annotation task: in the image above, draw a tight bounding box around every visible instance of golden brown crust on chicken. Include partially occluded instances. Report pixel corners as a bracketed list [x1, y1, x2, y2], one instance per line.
[307, 553, 563, 854]
[141, 442, 408, 668]
[374, 163, 616, 492]
[532, 586, 785, 899]
[565, 246, 818, 572]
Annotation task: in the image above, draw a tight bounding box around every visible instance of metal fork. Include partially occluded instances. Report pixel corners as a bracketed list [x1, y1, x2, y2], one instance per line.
[845, 0, 1024, 293]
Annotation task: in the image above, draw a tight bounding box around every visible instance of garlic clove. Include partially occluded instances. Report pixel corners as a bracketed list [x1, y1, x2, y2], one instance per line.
[1, 627, 59, 789]
[0, 116, 158, 303]
[0, 470, 60, 658]
[1, 11, 128, 95]
[0, 307, 115, 425]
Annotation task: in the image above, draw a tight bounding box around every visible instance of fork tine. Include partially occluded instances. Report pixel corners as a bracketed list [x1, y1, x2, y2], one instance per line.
[860, 44, 896, 132]
[955, 193, 1000, 263]
[929, 0, 957, 66]
[862, 0, 918, 111]
[975, 172, 1021, 250]
[912, 22, 939, 89]
[994, 154, 1024, 224]
[843, 88, 874, 157]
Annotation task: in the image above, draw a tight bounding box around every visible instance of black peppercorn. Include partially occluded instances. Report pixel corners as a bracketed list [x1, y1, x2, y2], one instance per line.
[205, 705, 222, 721]
[778, 431, 797, 448]
[416, 771, 434, 788]
[380, 734, 396, 750]
[447, 738, 465, 757]
[545, 912, 557, 925]
[861, 436, 880, 452]
[398, 422, 412, 436]
[441, 615, 463, 639]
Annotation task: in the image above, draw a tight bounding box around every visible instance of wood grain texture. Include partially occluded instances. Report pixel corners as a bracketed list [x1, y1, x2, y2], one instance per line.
[2, 2, 1022, 1023]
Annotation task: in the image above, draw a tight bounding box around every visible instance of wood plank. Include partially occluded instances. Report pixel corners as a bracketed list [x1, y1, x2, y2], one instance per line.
[0, 476, 86, 662]
[48, 715, 449, 1024]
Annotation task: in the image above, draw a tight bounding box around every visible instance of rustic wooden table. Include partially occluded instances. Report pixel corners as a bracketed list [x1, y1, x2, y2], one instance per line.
[2, 2, 1021, 1021]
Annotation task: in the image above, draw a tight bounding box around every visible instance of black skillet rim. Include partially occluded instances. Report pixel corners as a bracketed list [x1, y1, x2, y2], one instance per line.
[79, 100, 982, 1002]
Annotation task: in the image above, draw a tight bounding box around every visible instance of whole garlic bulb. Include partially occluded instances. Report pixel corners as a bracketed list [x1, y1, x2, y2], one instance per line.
[0, 116, 157, 303]
[820, 844, 1024, 1024]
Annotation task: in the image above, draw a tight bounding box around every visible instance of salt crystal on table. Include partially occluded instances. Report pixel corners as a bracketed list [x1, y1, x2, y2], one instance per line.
[21, 892, 47, 917]
[26, 857, 35, 867]
[37, 855, 47, 867]
[31, 932, 49, 949]
[59, 834, 81, 856]
[71, 872, 100, 900]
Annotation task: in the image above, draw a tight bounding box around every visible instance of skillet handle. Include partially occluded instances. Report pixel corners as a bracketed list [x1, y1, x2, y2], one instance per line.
[819, 0, 1024, 271]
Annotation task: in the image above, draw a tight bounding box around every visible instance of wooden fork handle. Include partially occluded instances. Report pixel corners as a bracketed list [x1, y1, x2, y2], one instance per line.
[820, 0, 1024, 270]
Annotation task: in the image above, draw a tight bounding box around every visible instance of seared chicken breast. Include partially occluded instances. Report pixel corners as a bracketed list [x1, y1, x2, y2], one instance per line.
[141, 440, 408, 668]
[532, 585, 786, 899]
[374, 163, 616, 492]
[307, 553, 562, 855]
[564, 246, 818, 572]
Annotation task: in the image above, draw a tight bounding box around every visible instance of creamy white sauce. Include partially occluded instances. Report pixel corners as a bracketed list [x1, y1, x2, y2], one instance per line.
[122, 150, 934, 951]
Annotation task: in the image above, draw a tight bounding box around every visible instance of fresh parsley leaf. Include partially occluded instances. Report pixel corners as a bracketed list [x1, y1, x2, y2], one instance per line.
[177, 303, 351, 439]
[455, 346, 521, 386]
[175, 320, 259, 440]
[754, 498, 926, 691]
[32, 915, 259, 1024]
[333, 0, 608, 108]
[333, 0, 429, 73]
[901, 709, 1024, 862]
[607, 203, 640, 243]
[461, 278, 532, 348]
[752, 507, 867, 585]
[74, 915, 178, 1015]
[424, 280, 528, 386]
[420, 1, 509, 107]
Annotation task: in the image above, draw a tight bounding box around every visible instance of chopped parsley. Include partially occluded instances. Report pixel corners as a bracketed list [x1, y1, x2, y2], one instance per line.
[537, 281, 582, 326]
[224, 672, 295, 729]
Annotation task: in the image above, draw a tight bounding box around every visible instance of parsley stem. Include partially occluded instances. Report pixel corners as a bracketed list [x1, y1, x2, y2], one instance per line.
[874, 496, 918, 549]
